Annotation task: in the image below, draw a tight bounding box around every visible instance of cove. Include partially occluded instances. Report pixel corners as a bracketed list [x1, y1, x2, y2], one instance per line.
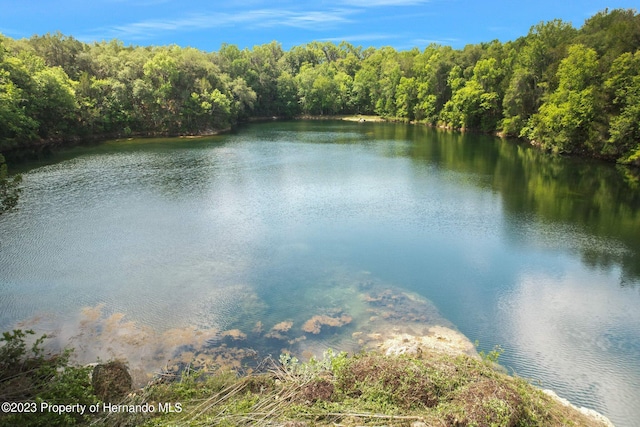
[1, 120, 639, 426]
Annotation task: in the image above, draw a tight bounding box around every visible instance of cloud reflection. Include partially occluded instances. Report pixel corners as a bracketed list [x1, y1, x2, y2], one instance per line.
[501, 267, 640, 426]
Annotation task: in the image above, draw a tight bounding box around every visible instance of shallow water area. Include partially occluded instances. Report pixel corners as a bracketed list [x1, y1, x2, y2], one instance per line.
[1, 121, 640, 426]
[14, 271, 463, 388]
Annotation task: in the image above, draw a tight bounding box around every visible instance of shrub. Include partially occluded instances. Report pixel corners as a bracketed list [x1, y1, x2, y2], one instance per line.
[0, 329, 98, 426]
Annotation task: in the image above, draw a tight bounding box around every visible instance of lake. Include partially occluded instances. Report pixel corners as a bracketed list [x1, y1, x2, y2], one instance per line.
[1, 121, 639, 426]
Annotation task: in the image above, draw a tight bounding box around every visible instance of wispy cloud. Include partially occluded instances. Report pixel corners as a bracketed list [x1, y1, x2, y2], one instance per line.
[0, 26, 24, 38]
[321, 33, 396, 43]
[106, 0, 172, 5]
[239, 8, 357, 31]
[80, 8, 354, 42]
[341, 0, 430, 6]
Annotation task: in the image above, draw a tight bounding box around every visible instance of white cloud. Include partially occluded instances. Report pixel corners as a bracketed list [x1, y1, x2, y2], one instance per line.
[242, 9, 356, 30]
[80, 8, 354, 41]
[0, 26, 24, 38]
[341, 0, 430, 6]
[321, 33, 396, 42]
[106, 0, 172, 5]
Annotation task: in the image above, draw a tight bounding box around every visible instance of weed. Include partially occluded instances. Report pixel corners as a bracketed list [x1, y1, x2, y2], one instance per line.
[0, 330, 612, 427]
[475, 340, 504, 364]
[280, 348, 347, 380]
[0, 329, 98, 426]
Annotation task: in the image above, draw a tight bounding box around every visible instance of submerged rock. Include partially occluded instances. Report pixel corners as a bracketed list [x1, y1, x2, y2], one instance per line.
[266, 321, 295, 340]
[272, 321, 294, 332]
[301, 314, 353, 334]
[221, 329, 247, 340]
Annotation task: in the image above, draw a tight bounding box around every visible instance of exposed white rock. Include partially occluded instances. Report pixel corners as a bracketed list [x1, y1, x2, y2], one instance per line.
[543, 389, 615, 427]
[379, 326, 477, 358]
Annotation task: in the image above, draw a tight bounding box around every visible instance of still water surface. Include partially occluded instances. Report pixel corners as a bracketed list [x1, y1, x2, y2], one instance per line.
[1, 121, 640, 426]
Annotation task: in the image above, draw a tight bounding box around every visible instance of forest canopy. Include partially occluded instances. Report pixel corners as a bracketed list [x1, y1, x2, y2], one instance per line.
[1, 8, 639, 165]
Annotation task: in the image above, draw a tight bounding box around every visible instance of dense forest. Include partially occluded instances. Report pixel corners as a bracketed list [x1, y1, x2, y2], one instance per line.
[1, 8, 639, 165]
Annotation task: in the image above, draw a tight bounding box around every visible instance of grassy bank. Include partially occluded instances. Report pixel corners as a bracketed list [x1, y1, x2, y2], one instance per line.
[1, 328, 612, 427]
[95, 349, 612, 427]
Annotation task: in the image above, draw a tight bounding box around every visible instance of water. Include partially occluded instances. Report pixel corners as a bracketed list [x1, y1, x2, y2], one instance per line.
[1, 121, 639, 426]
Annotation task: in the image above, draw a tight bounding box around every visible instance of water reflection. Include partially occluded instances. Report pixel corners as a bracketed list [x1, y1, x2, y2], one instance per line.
[2, 121, 640, 426]
[501, 269, 640, 427]
[333, 121, 640, 284]
[250, 122, 640, 284]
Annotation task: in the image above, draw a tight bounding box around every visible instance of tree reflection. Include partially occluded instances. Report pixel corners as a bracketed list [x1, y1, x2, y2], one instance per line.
[369, 124, 640, 284]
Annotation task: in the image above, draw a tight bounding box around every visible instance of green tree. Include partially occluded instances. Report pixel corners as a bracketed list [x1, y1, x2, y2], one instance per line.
[412, 46, 455, 123]
[576, 8, 640, 69]
[334, 70, 355, 113]
[206, 88, 232, 128]
[524, 44, 602, 153]
[243, 41, 284, 116]
[30, 66, 78, 138]
[352, 60, 377, 114]
[604, 51, 640, 164]
[501, 19, 577, 136]
[395, 76, 417, 120]
[1, 10, 639, 163]
[28, 32, 87, 79]
[501, 67, 538, 135]
[228, 76, 257, 119]
[296, 63, 341, 115]
[374, 49, 404, 117]
[440, 57, 503, 131]
[0, 69, 38, 145]
[0, 41, 39, 145]
[142, 50, 179, 131]
[274, 72, 300, 117]
[215, 43, 248, 78]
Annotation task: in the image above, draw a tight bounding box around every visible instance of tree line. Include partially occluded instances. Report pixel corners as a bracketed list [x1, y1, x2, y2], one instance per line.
[1, 8, 639, 165]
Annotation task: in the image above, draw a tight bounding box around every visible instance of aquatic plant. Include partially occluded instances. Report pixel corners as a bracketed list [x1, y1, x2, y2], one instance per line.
[301, 314, 353, 334]
[272, 321, 294, 333]
[220, 329, 247, 340]
[265, 321, 295, 340]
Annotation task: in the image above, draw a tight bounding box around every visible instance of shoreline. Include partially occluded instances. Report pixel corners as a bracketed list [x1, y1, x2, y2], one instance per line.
[0, 117, 624, 424]
[3, 116, 636, 172]
[378, 331, 614, 427]
[6, 279, 616, 426]
[5, 317, 616, 426]
[86, 326, 615, 426]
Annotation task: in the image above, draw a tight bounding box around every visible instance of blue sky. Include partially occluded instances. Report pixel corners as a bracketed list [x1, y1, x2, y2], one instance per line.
[0, 1, 637, 51]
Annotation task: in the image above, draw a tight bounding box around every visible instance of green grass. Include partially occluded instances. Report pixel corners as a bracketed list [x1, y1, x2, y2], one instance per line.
[97, 349, 609, 427]
[1, 331, 611, 427]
